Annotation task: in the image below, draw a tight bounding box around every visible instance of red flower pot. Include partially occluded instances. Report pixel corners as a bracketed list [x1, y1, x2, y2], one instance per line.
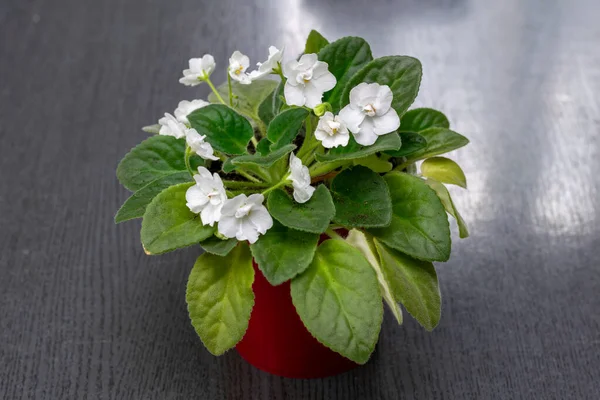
[236, 234, 359, 378]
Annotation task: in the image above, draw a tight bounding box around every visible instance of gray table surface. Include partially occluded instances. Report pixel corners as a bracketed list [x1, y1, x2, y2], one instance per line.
[2, 0, 599, 398]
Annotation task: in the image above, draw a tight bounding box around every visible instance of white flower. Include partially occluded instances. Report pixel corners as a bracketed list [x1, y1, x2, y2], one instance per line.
[338, 83, 400, 146]
[185, 128, 219, 160]
[249, 46, 284, 80]
[179, 55, 216, 86]
[228, 51, 252, 85]
[314, 112, 350, 148]
[288, 153, 315, 203]
[282, 53, 336, 108]
[174, 99, 209, 124]
[186, 167, 227, 227]
[158, 113, 187, 139]
[218, 194, 273, 244]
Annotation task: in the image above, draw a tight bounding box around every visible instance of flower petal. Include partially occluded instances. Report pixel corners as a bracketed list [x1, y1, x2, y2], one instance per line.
[349, 82, 378, 107]
[311, 73, 336, 94]
[221, 195, 247, 217]
[353, 117, 379, 146]
[339, 105, 365, 133]
[249, 207, 273, 234]
[293, 184, 315, 204]
[303, 83, 323, 108]
[284, 82, 306, 106]
[373, 109, 400, 135]
[374, 84, 393, 115]
[218, 215, 239, 238]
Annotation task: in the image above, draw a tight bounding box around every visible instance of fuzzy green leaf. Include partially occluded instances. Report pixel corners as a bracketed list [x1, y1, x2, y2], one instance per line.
[140, 183, 214, 254]
[208, 80, 278, 121]
[316, 133, 401, 162]
[404, 127, 469, 162]
[330, 166, 392, 227]
[256, 138, 272, 156]
[342, 56, 422, 116]
[426, 179, 469, 239]
[384, 131, 427, 157]
[346, 230, 403, 324]
[229, 144, 296, 171]
[187, 104, 254, 155]
[258, 82, 284, 126]
[374, 240, 441, 331]
[400, 108, 449, 132]
[115, 171, 191, 223]
[200, 236, 238, 256]
[250, 220, 319, 285]
[186, 243, 254, 355]
[368, 172, 451, 261]
[267, 185, 335, 234]
[304, 29, 329, 54]
[116, 135, 187, 192]
[352, 154, 393, 173]
[318, 37, 373, 111]
[421, 157, 467, 188]
[291, 239, 383, 364]
[267, 107, 309, 151]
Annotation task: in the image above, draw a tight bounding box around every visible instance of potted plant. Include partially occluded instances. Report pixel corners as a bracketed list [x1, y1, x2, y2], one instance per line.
[115, 30, 470, 378]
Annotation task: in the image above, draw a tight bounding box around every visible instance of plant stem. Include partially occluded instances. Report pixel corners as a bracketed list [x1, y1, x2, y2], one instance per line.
[205, 76, 226, 105]
[261, 175, 290, 196]
[184, 146, 195, 177]
[250, 136, 259, 147]
[325, 228, 344, 241]
[275, 62, 286, 83]
[222, 180, 269, 189]
[237, 169, 262, 183]
[227, 73, 234, 107]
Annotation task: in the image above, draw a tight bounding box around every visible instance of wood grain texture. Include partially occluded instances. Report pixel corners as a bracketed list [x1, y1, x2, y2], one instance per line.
[1, 0, 599, 398]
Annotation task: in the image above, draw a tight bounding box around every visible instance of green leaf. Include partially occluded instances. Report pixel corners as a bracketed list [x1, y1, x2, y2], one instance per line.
[304, 29, 329, 54]
[258, 82, 284, 126]
[186, 243, 254, 355]
[228, 144, 296, 171]
[250, 220, 319, 285]
[384, 131, 426, 157]
[115, 171, 191, 223]
[291, 239, 383, 364]
[346, 230, 402, 324]
[318, 37, 373, 111]
[352, 154, 393, 173]
[315, 133, 401, 162]
[426, 179, 469, 239]
[400, 108, 449, 132]
[140, 183, 214, 254]
[266, 107, 309, 150]
[208, 80, 278, 121]
[368, 172, 451, 261]
[404, 127, 469, 162]
[267, 185, 335, 234]
[200, 236, 238, 256]
[330, 166, 392, 227]
[421, 157, 467, 188]
[342, 56, 422, 116]
[256, 138, 272, 155]
[374, 240, 441, 331]
[187, 104, 254, 155]
[116, 135, 187, 192]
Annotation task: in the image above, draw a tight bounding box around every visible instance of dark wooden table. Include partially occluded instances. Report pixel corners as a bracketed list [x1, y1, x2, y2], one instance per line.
[2, 0, 599, 398]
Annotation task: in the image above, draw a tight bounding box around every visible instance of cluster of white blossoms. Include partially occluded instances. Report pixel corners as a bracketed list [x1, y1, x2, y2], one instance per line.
[164, 47, 401, 244]
[184, 153, 316, 243]
[158, 101, 218, 161]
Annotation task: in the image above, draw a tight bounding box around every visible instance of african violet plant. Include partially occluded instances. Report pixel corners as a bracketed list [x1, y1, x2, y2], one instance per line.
[115, 30, 470, 365]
